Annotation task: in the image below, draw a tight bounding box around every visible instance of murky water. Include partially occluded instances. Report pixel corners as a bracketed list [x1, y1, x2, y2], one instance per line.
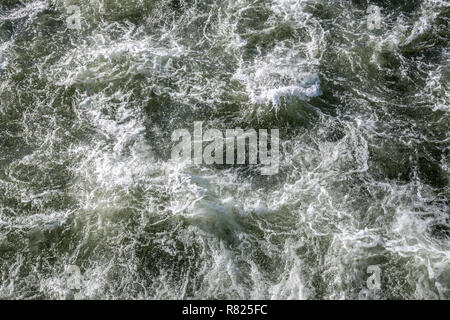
[0, 0, 449, 299]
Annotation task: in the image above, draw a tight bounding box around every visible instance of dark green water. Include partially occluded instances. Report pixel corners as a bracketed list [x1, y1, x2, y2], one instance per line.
[0, 0, 449, 299]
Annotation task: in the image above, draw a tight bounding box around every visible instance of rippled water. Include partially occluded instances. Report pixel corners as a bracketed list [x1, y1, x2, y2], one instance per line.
[0, 0, 449, 299]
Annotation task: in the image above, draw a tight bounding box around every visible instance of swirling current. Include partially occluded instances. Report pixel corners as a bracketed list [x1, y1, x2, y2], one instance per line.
[0, 0, 449, 299]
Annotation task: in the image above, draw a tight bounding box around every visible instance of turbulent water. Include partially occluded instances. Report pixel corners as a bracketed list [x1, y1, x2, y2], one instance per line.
[0, 0, 449, 300]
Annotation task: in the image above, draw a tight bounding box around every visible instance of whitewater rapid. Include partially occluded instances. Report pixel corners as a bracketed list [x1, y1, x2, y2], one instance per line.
[0, 0, 448, 299]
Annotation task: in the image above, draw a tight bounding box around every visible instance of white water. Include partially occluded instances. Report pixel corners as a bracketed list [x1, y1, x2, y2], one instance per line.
[0, 0, 448, 299]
